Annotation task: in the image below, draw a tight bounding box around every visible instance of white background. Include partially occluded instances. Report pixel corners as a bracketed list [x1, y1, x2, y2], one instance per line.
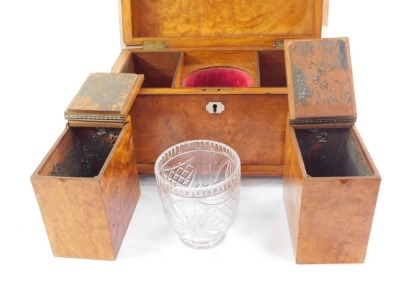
[1, 1, 398, 299]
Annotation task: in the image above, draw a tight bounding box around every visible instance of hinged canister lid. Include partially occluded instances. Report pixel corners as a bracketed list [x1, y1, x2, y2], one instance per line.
[120, 0, 327, 48]
[65, 73, 143, 123]
[285, 37, 357, 124]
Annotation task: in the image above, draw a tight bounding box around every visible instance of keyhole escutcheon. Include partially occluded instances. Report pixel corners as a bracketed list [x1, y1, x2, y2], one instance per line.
[206, 102, 225, 114]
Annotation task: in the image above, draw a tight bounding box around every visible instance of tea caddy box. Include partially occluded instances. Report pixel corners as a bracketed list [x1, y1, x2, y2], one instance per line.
[112, 0, 327, 176]
[31, 73, 143, 260]
[283, 38, 381, 263]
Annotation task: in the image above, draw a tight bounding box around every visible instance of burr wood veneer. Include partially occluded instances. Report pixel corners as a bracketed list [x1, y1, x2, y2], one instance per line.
[283, 38, 381, 263]
[111, 0, 327, 176]
[31, 73, 143, 260]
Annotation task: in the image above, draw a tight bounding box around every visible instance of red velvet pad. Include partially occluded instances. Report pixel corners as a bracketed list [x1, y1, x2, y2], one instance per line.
[182, 67, 253, 88]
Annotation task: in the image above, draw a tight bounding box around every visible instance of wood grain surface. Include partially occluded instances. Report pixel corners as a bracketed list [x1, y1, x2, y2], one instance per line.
[112, 49, 290, 175]
[31, 123, 140, 260]
[283, 37, 381, 263]
[130, 93, 288, 175]
[285, 38, 357, 121]
[121, 0, 325, 47]
[283, 124, 381, 263]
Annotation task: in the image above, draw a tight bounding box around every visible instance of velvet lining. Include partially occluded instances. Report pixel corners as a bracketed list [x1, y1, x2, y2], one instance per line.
[182, 67, 253, 88]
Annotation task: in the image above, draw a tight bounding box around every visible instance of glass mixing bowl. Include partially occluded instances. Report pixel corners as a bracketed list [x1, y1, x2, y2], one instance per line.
[155, 140, 241, 248]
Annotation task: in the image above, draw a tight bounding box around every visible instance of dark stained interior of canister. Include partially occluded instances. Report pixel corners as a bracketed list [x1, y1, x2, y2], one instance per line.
[49, 127, 121, 177]
[295, 128, 372, 177]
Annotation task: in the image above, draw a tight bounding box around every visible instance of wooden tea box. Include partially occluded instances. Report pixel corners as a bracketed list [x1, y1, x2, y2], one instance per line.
[31, 73, 144, 260]
[111, 0, 328, 176]
[283, 38, 381, 263]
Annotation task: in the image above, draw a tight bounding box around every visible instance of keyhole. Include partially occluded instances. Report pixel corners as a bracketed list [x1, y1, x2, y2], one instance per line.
[206, 102, 224, 114]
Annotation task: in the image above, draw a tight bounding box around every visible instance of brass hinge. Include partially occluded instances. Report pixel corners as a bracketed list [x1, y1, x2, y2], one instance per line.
[142, 41, 168, 50]
[273, 39, 284, 48]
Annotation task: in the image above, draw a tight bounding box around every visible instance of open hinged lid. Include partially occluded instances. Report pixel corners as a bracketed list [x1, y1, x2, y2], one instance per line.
[285, 37, 357, 124]
[120, 0, 328, 48]
[65, 73, 143, 123]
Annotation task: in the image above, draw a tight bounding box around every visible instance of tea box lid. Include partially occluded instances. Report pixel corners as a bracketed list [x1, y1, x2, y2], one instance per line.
[285, 37, 357, 124]
[65, 73, 144, 123]
[120, 0, 327, 48]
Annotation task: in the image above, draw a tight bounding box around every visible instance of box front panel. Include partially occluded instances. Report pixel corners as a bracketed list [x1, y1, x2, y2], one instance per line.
[131, 93, 288, 175]
[31, 176, 114, 260]
[297, 177, 380, 263]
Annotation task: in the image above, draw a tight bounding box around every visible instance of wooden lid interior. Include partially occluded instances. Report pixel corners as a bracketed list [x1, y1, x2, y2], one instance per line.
[285, 37, 357, 122]
[121, 0, 326, 48]
[65, 73, 143, 122]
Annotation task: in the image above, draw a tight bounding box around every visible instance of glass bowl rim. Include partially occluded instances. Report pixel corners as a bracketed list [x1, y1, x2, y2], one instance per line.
[154, 139, 241, 194]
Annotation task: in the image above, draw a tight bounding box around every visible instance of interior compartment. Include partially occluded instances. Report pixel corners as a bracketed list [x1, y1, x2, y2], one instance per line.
[295, 127, 372, 177]
[39, 127, 121, 178]
[258, 50, 286, 87]
[121, 52, 182, 87]
[118, 50, 289, 89]
[181, 50, 258, 87]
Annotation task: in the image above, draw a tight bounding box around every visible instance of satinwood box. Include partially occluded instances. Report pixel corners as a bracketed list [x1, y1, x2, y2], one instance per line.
[283, 38, 381, 263]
